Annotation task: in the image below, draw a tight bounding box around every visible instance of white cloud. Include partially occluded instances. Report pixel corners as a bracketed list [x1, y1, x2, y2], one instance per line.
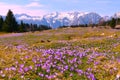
[0, 2, 47, 16]
[26, 2, 43, 8]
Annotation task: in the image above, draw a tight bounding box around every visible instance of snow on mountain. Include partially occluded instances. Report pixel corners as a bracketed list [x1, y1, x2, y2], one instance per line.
[15, 12, 102, 28]
[18, 15, 31, 20]
[114, 12, 120, 18]
[102, 16, 111, 21]
[15, 14, 42, 24]
[15, 14, 42, 20]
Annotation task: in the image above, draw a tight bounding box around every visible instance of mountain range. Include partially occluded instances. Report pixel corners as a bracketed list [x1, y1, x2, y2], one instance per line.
[14, 12, 120, 28]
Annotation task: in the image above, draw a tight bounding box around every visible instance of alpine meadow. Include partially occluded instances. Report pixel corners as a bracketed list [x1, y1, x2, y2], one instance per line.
[0, 0, 120, 80]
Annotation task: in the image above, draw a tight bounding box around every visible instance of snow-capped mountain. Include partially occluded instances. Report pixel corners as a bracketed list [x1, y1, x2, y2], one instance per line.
[15, 12, 102, 28]
[114, 12, 120, 18]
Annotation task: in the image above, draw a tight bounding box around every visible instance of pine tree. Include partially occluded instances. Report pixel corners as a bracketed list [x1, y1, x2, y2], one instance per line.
[0, 16, 3, 31]
[19, 21, 25, 32]
[2, 10, 18, 32]
[110, 18, 116, 29]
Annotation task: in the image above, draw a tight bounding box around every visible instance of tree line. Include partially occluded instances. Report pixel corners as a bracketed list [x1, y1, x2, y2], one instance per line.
[0, 10, 52, 33]
[99, 18, 118, 29]
[59, 18, 120, 29]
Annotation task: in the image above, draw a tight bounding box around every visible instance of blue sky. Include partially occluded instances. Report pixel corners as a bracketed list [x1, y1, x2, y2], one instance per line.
[0, 0, 119, 16]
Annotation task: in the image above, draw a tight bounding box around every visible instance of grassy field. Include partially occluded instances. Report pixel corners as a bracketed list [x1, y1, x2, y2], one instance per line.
[0, 27, 120, 80]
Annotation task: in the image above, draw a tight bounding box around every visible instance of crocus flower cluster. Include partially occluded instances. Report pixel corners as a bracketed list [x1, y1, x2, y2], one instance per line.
[0, 43, 118, 80]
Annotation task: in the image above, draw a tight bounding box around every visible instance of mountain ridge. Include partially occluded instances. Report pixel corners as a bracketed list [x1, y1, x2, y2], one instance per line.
[15, 12, 103, 28]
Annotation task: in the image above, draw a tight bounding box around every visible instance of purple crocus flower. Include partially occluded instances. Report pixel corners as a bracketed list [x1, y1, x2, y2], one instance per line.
[94, 61, 99, 65]
[76, 69, 83, 75]
[38, 73, 44, 77]
[89, 73, 96, 80]
[19, 64, 24, 68]
[18, 68, 24, 73]
[86, 72, 96, 80]
[11, 67, 16, 71]
[24, 67, 29, 72]
[70, 73, 73, 76]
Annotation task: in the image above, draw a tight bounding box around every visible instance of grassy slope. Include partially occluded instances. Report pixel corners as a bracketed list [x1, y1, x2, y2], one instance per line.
[0, 27, 120, 79]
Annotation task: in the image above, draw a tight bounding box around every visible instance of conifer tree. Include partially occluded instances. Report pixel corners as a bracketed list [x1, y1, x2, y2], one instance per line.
[110, 18, 116, 29]
[2, 10, 18, 32]
[19, 21, 25, 32]
[0, 16, 3, 31]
